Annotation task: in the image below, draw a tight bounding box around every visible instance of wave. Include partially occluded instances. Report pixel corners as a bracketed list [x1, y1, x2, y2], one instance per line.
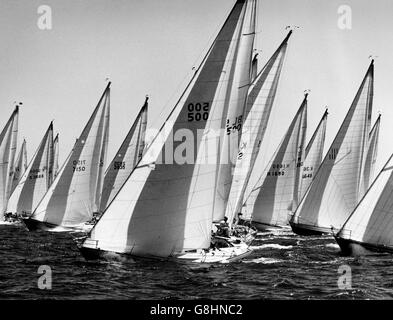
[250, 244, 293, 250]
[243, 257, 283, 264]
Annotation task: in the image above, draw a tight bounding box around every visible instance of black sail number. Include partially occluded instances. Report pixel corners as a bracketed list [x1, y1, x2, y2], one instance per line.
[187, 102, 209, 122]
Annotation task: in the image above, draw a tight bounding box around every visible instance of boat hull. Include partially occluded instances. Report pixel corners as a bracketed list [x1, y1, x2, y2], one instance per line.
[79, 243, 253, 264]
[289, 221, 333, 236]
[251, 221, 287, 232]
[22, 218, 93, 233]
[335, 236, 393, 256]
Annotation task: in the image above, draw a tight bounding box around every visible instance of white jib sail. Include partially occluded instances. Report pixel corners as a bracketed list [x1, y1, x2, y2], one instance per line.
[99, 98, 148, 213]
[10, 138, 27, 195]
[83, 0, 253, 258]
[31, 83, 111, 227]
[298, 109, 328, 201]
[0, 106, 18, 219]
[225, 31, 291, 226]
[7, 123, 53, 216]
[213, 0, 256, 222]
[245, 94, 308, 227]
[292, 60, 374, 232]
[358, 114, 380, 198]
[338, 150, 393, 247]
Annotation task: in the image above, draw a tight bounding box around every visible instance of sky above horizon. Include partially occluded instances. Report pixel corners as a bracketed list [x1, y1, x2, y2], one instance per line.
[0, 0, 392, 174]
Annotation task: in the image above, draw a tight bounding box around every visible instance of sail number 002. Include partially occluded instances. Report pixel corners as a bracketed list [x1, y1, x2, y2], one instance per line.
[187, 102, 209, 122]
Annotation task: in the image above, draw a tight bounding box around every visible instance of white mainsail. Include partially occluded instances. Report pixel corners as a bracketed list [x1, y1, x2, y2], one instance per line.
[29, 83, 111, 228]
[212, 0, 256, 222]
[7, 123, 53, 216]
[99, 97, 148, 213]
[291, 60, 374, 234]
[336, 150, 393, 252]
[53, 134, 59, 179]
[10, 139, 27, 195]
[82, 0, 254, 258]
[298, 109, 328, 201]
[244, 94, 308, 228]
[0, 106, 18, 219]
[358, 114, 380, 198]
[225, 31, 292, 225]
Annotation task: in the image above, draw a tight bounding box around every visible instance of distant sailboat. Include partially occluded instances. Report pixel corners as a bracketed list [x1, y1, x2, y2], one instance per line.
[243, 93, 307, 230]
[290, 60, 374, 235]
[7, 123, 54, 217]
[99, 97, 148, 213]
[23, 83, 110, 231]
[10, 139, 27, 195]
[358, 114, 380, 198]
[0, 106, 18, 221]
[80, 0, 256, 263]
[298, 109, 328, 201]
[225, 31, 292, 226]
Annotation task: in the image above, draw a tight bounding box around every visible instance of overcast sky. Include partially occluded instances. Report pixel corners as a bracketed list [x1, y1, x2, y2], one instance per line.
[0, 0, 392, 174]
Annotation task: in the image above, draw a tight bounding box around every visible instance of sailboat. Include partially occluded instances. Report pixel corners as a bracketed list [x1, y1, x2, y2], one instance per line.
[22, 83, 110, 232]
[9, 139, 27, 196]
[242, 93, 307, 230]
[358, 114, 380, 198]
[98, 97, 148, 215]
[79, 0, 258, 263]
[6, 123, 54, 219]
[334, 117, 393, 256]
[0, 106, 18, 223]
[225, 31, 292, 229]
[298, 109, 328, 201]
[290, 60, 374, 236]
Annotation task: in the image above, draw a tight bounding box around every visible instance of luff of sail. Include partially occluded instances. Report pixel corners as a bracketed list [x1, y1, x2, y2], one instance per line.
[7, 123, 53, 216]
[81, 0, 253, 258]
[225, 31, 292, 225]
[298, 109, 328, 201]
[52, 134, 59, 179]
[245, 94, 307, 229]
[28, 83, 111, 228]
[99, 97, 148, 213]
[0, 106, 19, 219]
[336, 148, 393, 255]
[358, 114, 380, 198]
[213, 0, 256, 222]
[250, 53, 258, 83]
[291, 60, 374, 235]
[10, 139, 27, 195]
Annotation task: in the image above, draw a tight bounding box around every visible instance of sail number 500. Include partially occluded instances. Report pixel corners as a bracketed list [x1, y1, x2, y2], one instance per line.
[187, 102, 209, 122]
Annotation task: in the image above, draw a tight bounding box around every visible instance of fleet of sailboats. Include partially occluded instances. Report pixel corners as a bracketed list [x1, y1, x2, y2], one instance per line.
[0, 0, 391, 263]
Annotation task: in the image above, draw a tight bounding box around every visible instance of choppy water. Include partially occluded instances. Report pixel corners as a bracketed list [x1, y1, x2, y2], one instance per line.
[1, 224, 393, 300]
